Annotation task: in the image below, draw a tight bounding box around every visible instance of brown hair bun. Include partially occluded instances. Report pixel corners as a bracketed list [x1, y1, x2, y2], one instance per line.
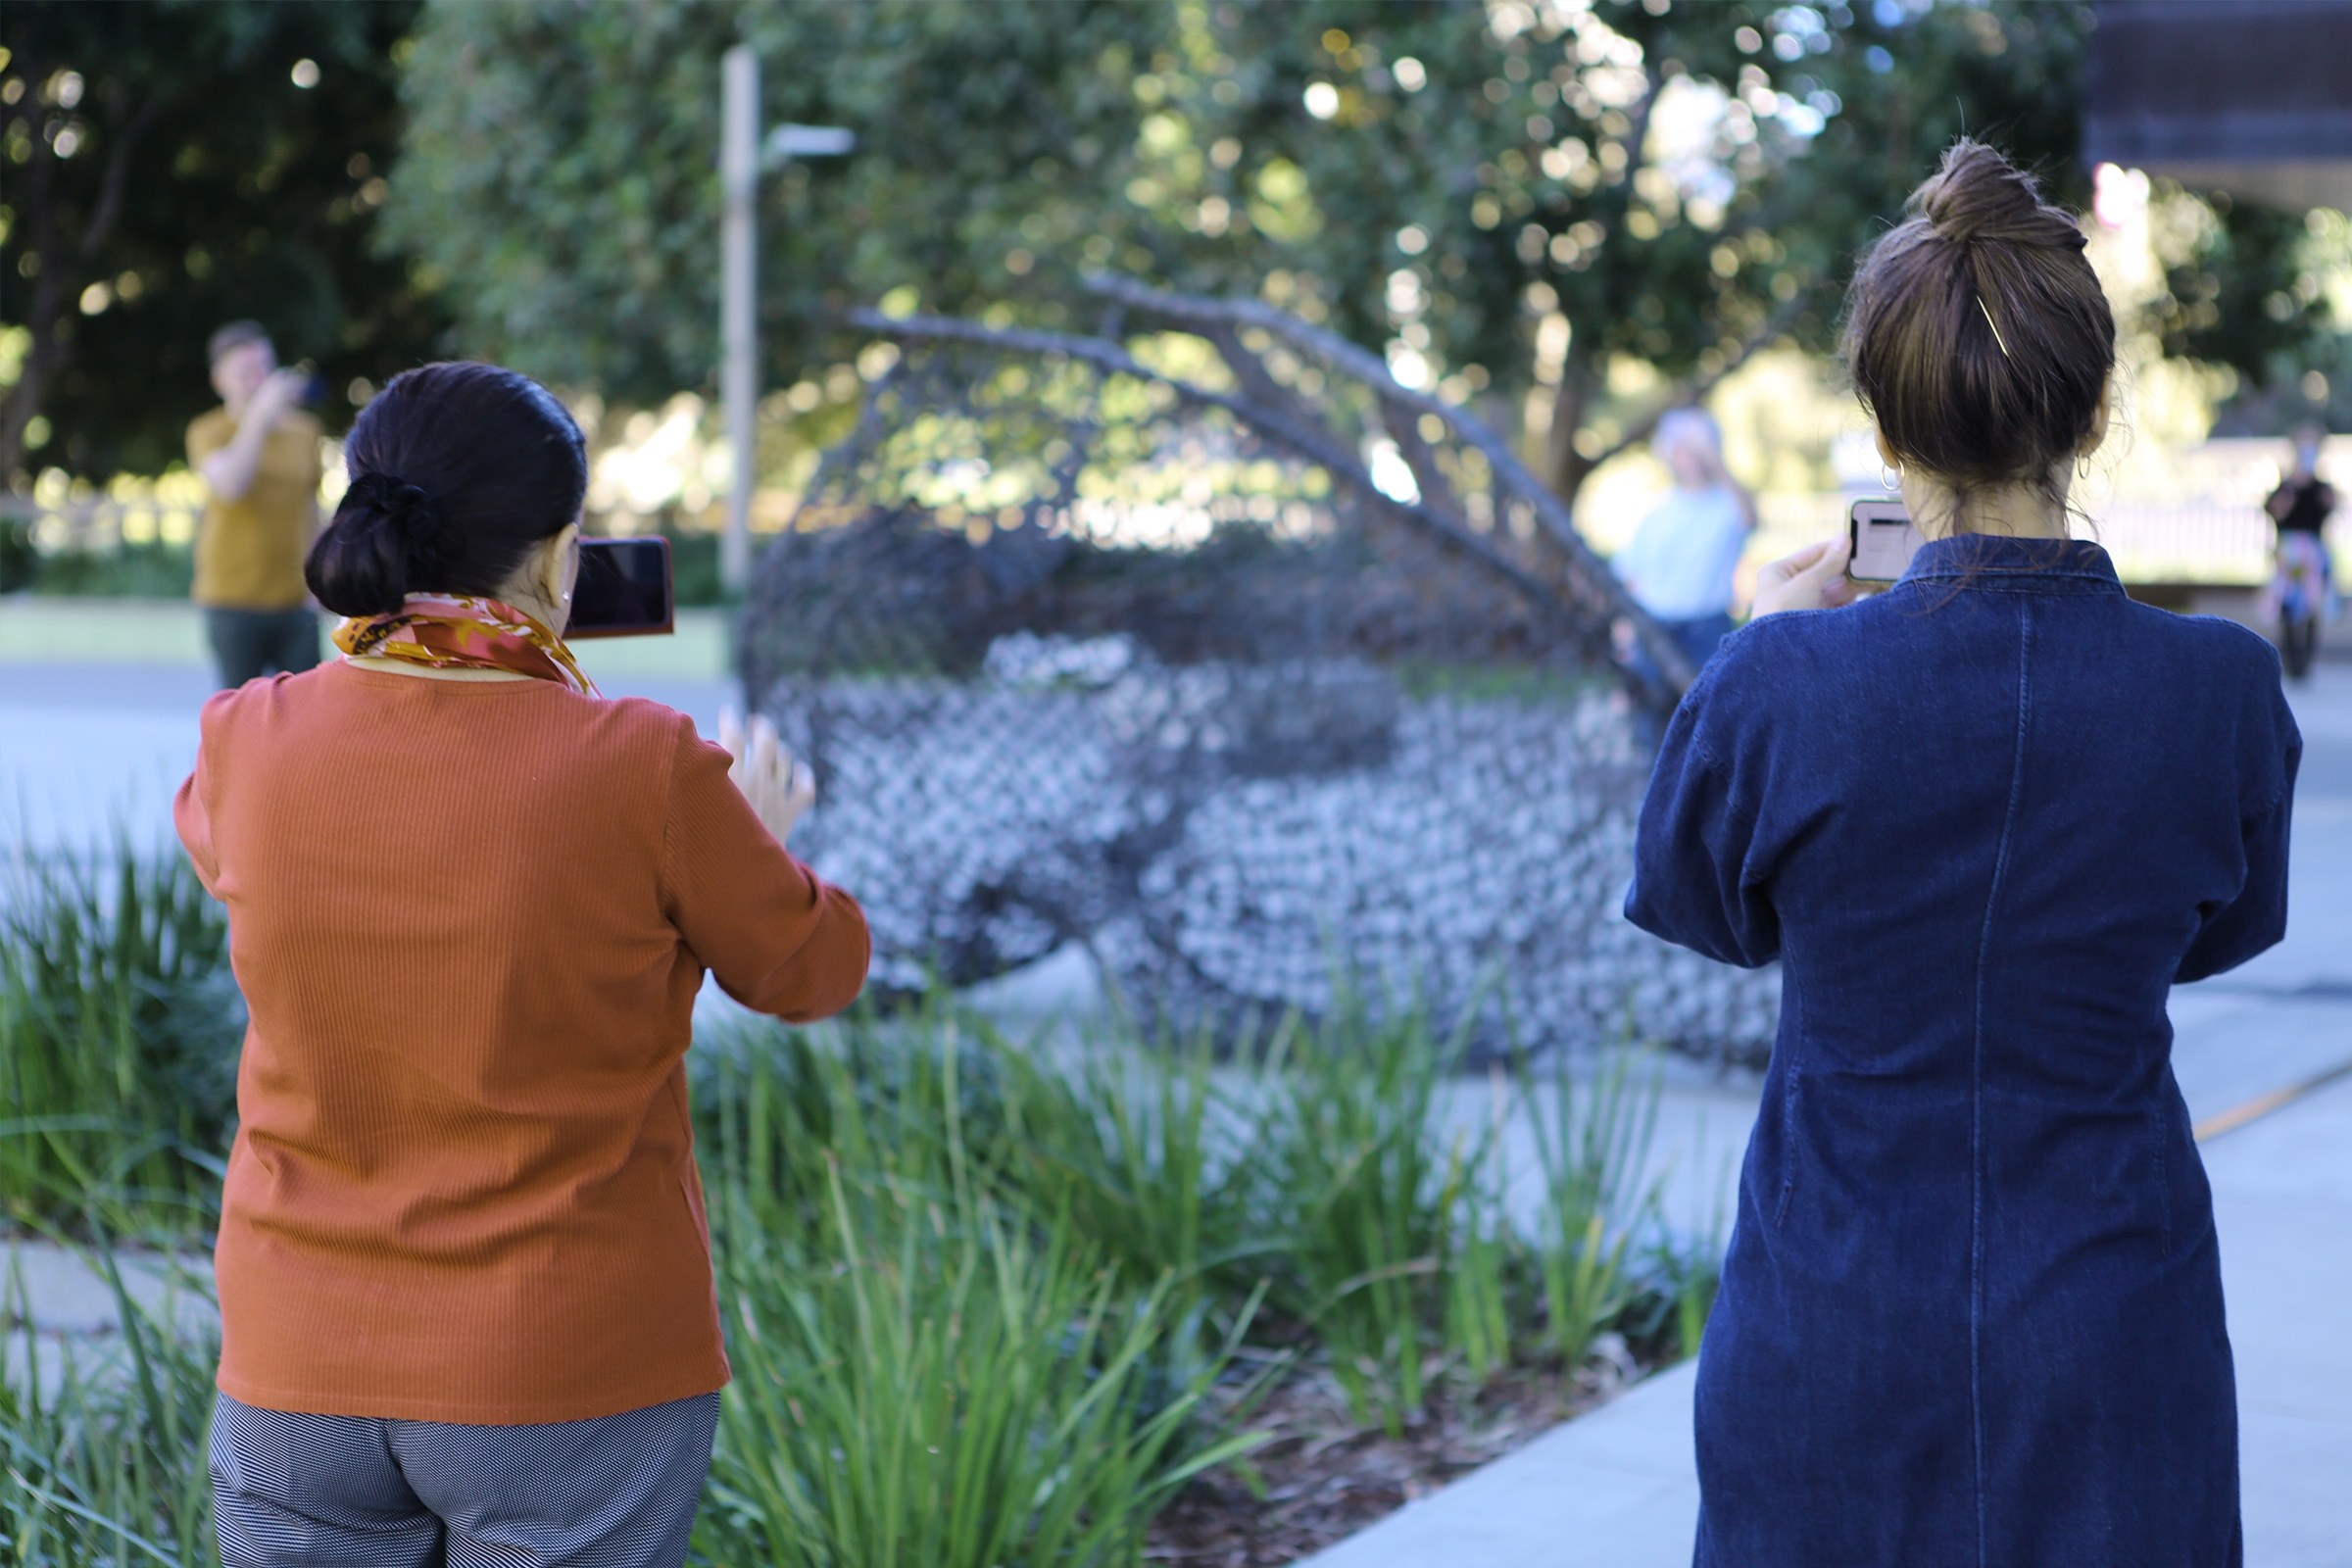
[1840, 139, 2115, 517]
[1916, 141, 2081, 251]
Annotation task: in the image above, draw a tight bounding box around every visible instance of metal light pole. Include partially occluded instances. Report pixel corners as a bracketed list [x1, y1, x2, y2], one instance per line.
[718, 46, 853, 594]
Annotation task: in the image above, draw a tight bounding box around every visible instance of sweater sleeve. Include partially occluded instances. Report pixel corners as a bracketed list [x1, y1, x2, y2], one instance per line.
[660, 719, 871, 1021]
[172, 692, 232, 897]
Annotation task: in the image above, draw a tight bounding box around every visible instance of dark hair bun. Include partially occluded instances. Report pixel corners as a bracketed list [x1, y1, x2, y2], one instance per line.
[308, 471, 445, 617]
[1914, 140, 2082, 252]
[305, 362, 588, 620]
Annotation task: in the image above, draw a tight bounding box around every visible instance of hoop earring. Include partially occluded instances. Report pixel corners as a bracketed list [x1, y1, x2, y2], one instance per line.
[2076, 455, 2092, 480]
[1880, 463, 1902, 492]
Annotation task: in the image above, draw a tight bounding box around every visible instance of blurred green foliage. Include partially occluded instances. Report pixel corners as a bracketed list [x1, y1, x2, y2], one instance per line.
[384, 2, 1196, 405]
[0, 0, 452, 481]
[2158, 200, 2352, 434]
[0, 514, 37, 592]
[18, 540, 195, 598]
[384, 0, 2211, 503]
[664, 526, 726, 607]
[7, 1, 2340, 497]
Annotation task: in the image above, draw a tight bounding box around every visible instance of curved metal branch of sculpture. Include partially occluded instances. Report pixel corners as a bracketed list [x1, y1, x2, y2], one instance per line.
[740, 284, 1771, 1063]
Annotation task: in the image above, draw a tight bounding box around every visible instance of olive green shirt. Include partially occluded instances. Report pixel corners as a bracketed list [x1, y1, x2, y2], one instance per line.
[187, 407, 323, 611]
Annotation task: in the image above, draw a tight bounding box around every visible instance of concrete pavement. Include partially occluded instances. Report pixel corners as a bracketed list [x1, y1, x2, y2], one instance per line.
[0, 600, 738, 858]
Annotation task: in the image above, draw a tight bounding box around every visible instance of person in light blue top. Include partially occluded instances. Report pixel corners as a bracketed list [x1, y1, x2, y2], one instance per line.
[1613, 407, 1756, 673]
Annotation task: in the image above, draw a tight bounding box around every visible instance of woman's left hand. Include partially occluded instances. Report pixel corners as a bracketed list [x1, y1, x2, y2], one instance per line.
[1752, 536, 1862, 617]
[718, 708, 817, 846]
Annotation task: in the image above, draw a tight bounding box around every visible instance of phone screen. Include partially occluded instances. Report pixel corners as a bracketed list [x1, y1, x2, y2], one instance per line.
[1847, 499, 1925, 584]
[569, 537, 674, 639]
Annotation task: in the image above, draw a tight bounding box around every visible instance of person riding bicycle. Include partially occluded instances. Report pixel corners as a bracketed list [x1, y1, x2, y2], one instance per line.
[2264, 420, 2336, 680]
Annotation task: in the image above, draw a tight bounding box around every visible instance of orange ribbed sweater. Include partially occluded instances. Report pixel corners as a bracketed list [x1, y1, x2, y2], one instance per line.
[173, 661, 869, 1424]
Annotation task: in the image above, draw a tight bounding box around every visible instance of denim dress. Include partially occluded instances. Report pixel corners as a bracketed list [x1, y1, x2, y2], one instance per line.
[1627, 534, 2301, 1567]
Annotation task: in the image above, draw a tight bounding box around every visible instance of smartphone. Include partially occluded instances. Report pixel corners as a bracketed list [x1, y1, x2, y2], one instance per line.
[569, 536, 675, 638]
[1847, 497, 1925, 584]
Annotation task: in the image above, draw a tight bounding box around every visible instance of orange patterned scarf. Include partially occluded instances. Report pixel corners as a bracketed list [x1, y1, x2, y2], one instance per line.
[333, 594, 600, 696]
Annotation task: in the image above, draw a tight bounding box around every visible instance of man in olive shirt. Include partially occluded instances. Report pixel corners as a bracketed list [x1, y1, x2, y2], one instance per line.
[187, 321, 324, 687]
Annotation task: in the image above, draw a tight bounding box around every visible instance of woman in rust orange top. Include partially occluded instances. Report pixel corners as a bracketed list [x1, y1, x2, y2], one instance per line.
[175, 361, 869, 1567]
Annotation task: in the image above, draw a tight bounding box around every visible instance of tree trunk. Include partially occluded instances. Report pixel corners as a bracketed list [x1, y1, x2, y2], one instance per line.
[0, 78, 156, 482]
[0, 84, 67, 481]
[1540, 345, 1600, 514]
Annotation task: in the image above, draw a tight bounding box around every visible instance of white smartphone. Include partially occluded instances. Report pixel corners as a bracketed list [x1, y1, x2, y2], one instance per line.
[1847, 497, 1925, 584]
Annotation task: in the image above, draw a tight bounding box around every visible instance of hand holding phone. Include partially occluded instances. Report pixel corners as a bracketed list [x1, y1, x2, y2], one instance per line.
[1753, 535, 1862, 617]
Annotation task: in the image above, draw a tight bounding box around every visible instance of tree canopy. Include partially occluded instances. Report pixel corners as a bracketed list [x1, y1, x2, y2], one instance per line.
[381, 1, 2139, 502]
[9, 0, 2341, 490]
[0, 0, 447, 481]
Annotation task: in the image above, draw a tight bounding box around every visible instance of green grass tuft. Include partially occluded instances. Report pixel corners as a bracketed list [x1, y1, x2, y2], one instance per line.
[1, 842, 1723, 1566]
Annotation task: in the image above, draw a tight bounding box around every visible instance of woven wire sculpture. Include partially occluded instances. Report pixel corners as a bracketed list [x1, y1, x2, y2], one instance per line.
[741, 279, 1776, 1064]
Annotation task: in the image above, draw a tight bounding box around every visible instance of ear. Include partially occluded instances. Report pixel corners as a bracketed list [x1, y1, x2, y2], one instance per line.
[538, 521, 580, 606]
[2081, 380, 2112, 458]
[1874, 423, 1899, 471]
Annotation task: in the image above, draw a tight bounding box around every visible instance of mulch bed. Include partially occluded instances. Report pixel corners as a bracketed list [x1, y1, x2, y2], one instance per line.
[1146, 1336, 1645, 1566]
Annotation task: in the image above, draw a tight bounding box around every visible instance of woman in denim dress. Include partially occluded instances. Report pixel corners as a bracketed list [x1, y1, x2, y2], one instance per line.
[1628, 142, 2300, 1566]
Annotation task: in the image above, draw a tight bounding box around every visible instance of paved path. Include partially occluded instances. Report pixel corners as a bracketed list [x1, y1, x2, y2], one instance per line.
[0, 600, 737, 858]
[1309, 662, 2352, 1568]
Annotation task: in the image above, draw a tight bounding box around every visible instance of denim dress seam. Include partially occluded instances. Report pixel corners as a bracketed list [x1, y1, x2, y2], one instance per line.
[2154, 1102, 2173, 1257]
[1773, 984, 1801, 1229]
[1968, 598, 2034, 1568]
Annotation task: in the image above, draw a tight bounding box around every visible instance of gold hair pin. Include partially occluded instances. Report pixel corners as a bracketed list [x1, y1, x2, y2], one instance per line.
[1978, 295, 2013, 361]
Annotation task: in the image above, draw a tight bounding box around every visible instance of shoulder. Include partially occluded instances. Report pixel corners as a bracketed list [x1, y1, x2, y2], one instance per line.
[593, 693, 702, 743]
[186, 408, 231, 451]
[2108, 607, 2298, 789]
[2172, 608, 2278, 655]
[2172, 610, 2296, 712]
[1680, 599, 1900, 752]
[1704, 605, 1853, 686]
[2155, 608, 2285, 683]
[569, 693, 711, 781]
[193, 664, 340, 748]
[1670, 612, 1819, 752]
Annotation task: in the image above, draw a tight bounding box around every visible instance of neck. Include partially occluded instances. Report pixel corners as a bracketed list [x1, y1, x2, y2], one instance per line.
[498, 588, 566, 636]
[1898, 471, 2073, 542]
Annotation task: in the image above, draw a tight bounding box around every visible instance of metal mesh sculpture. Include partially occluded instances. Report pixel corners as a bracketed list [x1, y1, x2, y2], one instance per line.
[741, 279, 1776, 1063]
